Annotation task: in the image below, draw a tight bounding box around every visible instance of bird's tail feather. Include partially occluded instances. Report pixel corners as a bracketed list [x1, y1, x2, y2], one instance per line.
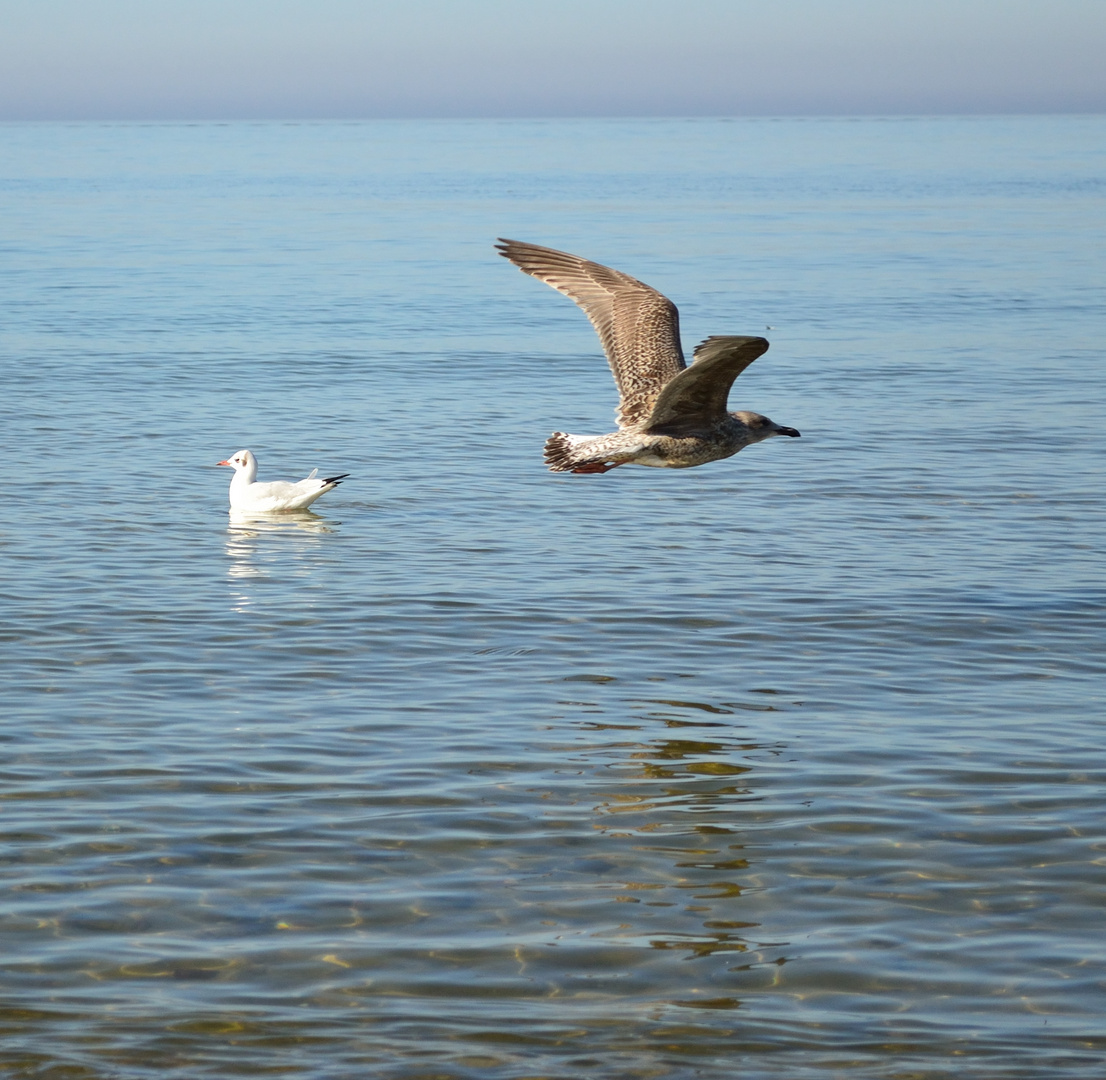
[545, 432, 598, 472]
[543, 433, 630, 474]
[543, 432, 577, 472]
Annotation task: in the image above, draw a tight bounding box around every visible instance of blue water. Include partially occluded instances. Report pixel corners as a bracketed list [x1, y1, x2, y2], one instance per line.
[1, 116, 1104, 1078]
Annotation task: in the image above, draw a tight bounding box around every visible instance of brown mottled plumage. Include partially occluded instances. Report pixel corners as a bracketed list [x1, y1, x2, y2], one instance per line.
[496, 239, 800, 473]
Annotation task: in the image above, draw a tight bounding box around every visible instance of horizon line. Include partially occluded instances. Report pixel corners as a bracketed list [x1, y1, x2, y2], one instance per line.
[3, 109, 1104, 125]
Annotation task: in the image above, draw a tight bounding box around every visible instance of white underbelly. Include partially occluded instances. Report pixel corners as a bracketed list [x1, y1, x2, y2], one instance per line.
[633, 451, 688, 468]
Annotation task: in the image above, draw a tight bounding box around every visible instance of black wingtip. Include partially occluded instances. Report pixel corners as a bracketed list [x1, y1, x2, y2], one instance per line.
[323, 474, 351, 486]
[692, 335, 771, 360]
[496, 239, 530, 265]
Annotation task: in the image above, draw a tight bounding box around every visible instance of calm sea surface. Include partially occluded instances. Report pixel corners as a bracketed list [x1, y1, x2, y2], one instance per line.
[1, 116, 1104, 1079]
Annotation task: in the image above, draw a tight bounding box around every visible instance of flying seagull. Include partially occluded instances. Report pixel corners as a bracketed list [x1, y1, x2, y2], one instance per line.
[216, 450, 349, 511]
[496, 239, 800, 473]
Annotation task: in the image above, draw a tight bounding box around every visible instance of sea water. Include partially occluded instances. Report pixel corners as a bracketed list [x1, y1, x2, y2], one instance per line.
[1, 116, 1104, 1078]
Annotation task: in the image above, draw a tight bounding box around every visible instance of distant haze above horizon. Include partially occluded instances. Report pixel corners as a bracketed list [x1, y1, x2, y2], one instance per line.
[2, 0, 1104, 120]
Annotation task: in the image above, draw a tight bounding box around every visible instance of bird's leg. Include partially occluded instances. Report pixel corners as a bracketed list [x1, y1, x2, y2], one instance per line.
[571, 461, 620, 474]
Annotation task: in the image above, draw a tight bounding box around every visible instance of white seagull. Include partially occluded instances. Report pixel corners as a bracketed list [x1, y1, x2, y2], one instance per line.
[216, 450, 349, 512]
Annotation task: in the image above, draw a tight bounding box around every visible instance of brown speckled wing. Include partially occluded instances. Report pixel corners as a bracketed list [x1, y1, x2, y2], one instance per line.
[643, 336, 769, 434]
[496, 239, 686, 430]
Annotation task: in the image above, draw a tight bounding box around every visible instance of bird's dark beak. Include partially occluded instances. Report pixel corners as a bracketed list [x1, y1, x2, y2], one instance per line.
[777, 427, 801, 438]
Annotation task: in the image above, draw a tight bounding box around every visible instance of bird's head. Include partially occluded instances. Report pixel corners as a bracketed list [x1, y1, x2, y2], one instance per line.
[216, 450, 257, 475]
[732, 411, 801, 442]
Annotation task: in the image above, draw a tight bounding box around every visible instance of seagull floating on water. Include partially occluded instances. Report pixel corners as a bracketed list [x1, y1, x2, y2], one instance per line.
[496, 239, 800, 473]
[216, 450, 349, 512]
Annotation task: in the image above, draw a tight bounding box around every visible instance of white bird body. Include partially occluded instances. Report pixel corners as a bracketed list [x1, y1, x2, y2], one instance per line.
[216, 450, 349, 512]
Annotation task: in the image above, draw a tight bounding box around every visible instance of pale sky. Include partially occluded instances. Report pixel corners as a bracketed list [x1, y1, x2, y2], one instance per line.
[1, 0, 1104, 120]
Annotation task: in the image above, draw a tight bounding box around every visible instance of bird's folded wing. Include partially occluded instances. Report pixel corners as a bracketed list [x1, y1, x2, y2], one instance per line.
[496, 239, 686, 429]
[643, 336, 769, 434]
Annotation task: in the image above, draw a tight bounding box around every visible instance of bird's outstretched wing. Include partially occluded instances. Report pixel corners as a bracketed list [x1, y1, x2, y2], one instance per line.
[496, 239, 686, 430]
[643, 336, 769, 435]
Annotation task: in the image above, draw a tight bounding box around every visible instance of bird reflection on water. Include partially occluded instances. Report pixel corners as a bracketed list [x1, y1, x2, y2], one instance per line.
[224, 510, 339, 608]
[541, 683, 792, 1006]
